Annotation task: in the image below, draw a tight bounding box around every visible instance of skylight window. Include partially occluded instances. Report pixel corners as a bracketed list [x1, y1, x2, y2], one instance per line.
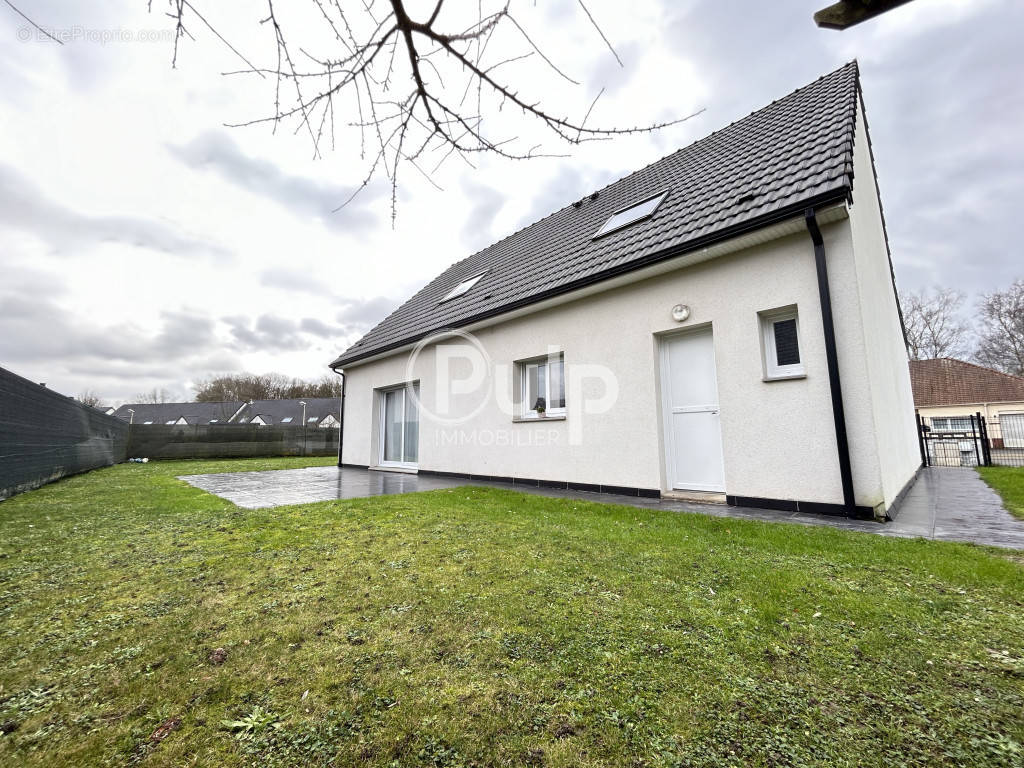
[440, 272, 485, 302]
[592, 191, 668, 239]
[281, 417, 293, 423]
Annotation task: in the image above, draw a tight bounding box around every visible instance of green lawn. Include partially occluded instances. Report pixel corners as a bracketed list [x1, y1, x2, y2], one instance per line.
[979, 466, 1024, 520]
[2, 459, 1023, 767]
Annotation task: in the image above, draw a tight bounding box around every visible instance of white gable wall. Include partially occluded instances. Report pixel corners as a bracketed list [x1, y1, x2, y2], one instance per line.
[341, 212, 917, 512]
[844, 98, 920, 507]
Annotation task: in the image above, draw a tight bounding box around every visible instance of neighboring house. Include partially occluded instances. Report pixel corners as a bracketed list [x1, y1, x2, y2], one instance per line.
[329, 63, 919, 520]
[910, 358, 1024, 449]
[232, 398, 340, 427]
[111, 401, 246, 425]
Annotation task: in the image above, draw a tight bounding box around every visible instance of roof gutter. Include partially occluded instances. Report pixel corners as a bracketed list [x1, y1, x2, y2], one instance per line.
[805, 207, 857, 517]
[331, 188, 852, 369]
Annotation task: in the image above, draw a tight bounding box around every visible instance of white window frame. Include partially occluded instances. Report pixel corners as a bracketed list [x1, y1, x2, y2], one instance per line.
[517, 354, 566, 419]
[377, 381, 420, 469]
[592, 190, 668, 239]
[439, 272, 486, 303]
[760, 307, 805, 380]
[931, 416, 972, 432]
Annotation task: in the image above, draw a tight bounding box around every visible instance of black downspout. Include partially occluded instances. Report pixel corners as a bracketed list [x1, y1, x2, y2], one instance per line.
[332, 368, 346, 468]
[805, 208, 857, 517]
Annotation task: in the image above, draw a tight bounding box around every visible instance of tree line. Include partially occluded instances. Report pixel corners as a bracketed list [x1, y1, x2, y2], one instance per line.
[901, 279, 1024, 375]
[78, 374, 343, 407]
[191, 374, 343, 402]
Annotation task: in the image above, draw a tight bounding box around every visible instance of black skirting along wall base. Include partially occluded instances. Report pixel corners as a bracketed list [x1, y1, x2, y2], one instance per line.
[417, 469, 660, 499]
[726, 494, 875, 520]
[338, 464, 878, 519]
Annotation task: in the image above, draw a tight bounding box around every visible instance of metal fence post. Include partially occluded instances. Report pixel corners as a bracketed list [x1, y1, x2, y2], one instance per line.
[970, 414, 982, 467]
[916, 412, 928, 467]
[977, 412, 992, 466]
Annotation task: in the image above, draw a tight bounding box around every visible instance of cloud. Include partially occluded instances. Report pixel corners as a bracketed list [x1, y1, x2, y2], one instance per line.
[586, 41, 643, 97]
[213, 297, 395, 356]
[222, 313, 335, 351]
[0, 272, 251, 401]
[0, 294, 214, 365]
[665, 3, 832, 120]
[299, 317, 342, 338]
[336, 296, 397, 328]
[0, 163, 231, 261]
[460, 179, 508, 252]
[222, 314, 297, 352]
[515, 165, 593, 231]
[169, 130, 384, 233]
[260, 267, 321, 295]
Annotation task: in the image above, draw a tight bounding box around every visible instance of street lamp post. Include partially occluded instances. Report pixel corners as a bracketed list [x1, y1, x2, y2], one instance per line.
[128, 408, 134, 425]
[299, 401, 307, 457]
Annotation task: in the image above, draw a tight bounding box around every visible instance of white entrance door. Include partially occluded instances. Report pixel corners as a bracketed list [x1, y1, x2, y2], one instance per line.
[660, 328, 725, 492]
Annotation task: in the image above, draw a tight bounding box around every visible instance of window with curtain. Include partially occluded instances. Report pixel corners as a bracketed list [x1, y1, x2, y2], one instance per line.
[380, 382, 420, 465]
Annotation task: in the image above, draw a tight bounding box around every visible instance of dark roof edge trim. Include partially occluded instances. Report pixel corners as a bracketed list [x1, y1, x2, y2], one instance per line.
[330, 186, 851, 369]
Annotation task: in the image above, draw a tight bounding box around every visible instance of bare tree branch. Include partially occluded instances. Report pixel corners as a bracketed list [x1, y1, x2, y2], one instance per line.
[157, 0, 700, 222]
[576, 0, 621, 67]
[3, 0, 63, 44]
[975, 279, 1024, 375]
[901, 287, 972, 361]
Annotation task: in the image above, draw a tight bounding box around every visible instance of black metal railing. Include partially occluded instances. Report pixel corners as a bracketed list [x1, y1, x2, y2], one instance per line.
[917, 412, 1024, 468]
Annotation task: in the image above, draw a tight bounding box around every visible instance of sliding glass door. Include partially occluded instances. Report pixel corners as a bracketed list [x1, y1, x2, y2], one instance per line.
[380, 382, 419, 467]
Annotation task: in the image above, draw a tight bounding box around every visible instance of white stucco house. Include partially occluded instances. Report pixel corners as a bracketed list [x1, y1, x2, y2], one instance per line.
[329, 62, 920, 520]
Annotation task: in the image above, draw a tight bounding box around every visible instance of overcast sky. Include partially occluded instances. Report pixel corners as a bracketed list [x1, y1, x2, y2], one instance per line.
[0, 0, 1020, 405]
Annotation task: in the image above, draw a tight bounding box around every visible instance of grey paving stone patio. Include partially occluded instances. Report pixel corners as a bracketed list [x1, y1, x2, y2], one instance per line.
[179, 465, 1024, 550]
[179, 465, 464, 508]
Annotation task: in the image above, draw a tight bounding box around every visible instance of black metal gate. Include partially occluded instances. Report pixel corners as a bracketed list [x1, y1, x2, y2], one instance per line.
[917, 412, 997, 467]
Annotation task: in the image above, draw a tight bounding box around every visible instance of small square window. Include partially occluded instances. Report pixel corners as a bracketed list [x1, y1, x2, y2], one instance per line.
[516, 353, 566, 418]
[760, 308, 805, 380]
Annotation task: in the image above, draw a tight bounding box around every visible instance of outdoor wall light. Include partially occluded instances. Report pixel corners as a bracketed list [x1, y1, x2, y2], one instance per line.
[671, 303, 691, 322]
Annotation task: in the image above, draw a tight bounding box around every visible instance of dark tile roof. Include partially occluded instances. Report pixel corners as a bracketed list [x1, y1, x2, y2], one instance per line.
[112, 401, 245, 425]
[233, 398, 339, 426]
[332, 62, 861, 368]
[910, 359, 1024, 407]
